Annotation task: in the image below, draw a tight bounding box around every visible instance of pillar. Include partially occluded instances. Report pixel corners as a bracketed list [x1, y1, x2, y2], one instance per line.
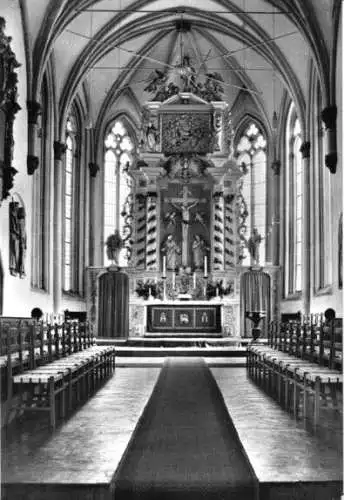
[321, 106, 337, 174]
[26, 101, 41, 175]
[300, 141, 311, 314]
[53, 140, 66, 314]
[271, 159, 281, 266]
[88, 161, 99, 266]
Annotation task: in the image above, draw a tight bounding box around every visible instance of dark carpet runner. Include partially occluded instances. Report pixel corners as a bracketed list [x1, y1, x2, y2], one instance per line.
[113, 358, 258, 499]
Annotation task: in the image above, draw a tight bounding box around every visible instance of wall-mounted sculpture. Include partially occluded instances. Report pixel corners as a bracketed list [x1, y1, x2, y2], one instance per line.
[9, 198, 26, 278]
[0, 17, 21, 204]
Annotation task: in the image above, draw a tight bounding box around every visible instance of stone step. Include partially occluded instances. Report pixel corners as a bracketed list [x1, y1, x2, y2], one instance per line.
[114, 346, 247, 358]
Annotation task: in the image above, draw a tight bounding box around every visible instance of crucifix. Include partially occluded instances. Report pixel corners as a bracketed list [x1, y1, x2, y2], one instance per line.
[168, 185, 206, 266]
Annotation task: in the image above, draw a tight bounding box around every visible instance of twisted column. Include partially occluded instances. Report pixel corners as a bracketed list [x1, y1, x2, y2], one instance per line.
[224, 194, 235, 269]
[212, 192, 225, 271]
[135, 194, 147, 269]
[145, 193, 158, 270]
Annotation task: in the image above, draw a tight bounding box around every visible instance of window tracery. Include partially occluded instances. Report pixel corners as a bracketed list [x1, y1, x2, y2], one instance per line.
[235, 121, 267, 265]
[104, 119, 134, 266]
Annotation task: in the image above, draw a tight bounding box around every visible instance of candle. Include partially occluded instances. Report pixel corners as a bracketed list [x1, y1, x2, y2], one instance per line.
[163, 256, 166, 277]
[193, 272, 196, 289]
[172, 271, 175, 288]
[204, 256, 208, 278]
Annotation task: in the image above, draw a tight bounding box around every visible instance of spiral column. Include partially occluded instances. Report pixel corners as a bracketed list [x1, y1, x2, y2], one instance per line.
[224, 194, 235, 269]
[134, 194, 146, 269]
[212, 193, 225, 271]
[145, 193, 158, 270]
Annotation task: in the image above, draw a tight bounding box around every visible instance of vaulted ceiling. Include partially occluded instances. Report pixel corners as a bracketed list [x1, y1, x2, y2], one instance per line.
[22, 0, 338, 136]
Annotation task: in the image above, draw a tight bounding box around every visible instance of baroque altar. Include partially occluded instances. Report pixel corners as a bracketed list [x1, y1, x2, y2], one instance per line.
[86, 57, 280, 337]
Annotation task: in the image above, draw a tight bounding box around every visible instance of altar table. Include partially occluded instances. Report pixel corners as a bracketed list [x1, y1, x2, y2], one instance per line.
[147, 303, 221, 333]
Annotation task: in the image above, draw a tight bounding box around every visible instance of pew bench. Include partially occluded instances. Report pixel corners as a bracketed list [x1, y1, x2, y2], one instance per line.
[1, 318, 116, 429]
[247, 317, 342, 429]
[13, 345, 115, 428]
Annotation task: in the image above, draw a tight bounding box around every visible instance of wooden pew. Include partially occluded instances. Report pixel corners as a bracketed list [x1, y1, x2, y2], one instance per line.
[247, 315, 342, 429]
[1, 318, 116, 429]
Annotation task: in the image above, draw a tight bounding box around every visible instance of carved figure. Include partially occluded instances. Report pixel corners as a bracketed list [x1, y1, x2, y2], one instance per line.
[161, 234, 181, 270]
[146, 122, 158, 151]
[192, 234, 209, 269]
[17, 207, 26, 277]
[247, 228, 262, 264]
[9, 201, 19, 275]
[9, 201, 26, 277]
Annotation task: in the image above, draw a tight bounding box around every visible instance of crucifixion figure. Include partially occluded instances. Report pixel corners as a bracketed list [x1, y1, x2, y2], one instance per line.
[167, 185, 206, 266]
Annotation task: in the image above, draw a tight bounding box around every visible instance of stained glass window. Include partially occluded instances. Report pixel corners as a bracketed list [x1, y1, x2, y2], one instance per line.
[236, 122, 267, 265]
[63, 133, 74, 291]
[104, 120, 134, 266]
[285, 104, 303, 294]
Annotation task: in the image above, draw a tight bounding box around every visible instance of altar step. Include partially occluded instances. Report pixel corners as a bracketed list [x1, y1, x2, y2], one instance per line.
[95, 337, 266, 367]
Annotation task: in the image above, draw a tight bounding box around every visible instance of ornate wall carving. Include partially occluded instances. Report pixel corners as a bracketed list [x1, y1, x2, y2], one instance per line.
[0, 17, 21, 204]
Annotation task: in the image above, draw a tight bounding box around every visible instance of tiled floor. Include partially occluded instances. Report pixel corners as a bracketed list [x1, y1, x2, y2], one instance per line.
[1, 362, 342, 499]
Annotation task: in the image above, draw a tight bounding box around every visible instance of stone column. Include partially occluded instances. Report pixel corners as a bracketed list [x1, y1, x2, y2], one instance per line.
[271, 159, 281, 266]
[26, 101, 41, 175]
[321, 106, 337, 174]
[300, 141, 311, 314]
[53, 141, 66, 314]
[88, 161, 99, 266]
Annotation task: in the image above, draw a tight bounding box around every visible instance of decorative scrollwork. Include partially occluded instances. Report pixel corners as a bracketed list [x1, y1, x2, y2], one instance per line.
[0, 17, 21, 204]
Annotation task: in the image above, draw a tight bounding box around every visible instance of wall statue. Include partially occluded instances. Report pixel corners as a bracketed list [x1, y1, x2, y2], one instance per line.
[9, 200, 26, 277]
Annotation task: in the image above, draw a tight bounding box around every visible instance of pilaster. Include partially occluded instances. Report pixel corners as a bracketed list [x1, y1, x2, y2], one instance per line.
[300, 141, 311, 314]
[53, 140, 66, 313]
[26, 100, 41, 175]
[321, 106, 337, 174]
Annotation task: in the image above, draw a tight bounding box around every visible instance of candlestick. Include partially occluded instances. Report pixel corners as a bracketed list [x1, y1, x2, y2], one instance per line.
[204, 256, 208, 278]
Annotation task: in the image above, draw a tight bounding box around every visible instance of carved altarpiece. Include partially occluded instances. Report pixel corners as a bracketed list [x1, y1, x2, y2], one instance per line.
[87, 89, 279, 336]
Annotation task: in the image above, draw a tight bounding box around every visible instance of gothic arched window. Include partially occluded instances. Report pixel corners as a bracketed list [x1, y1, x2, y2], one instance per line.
[104, 120, 134, 266]
[284, 104, 303, 295]
[236, 122, 267, 265]
[63, 117, 77, 292]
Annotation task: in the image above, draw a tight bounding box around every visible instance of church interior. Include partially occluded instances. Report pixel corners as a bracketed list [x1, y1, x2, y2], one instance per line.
[0, 0, 343, 499]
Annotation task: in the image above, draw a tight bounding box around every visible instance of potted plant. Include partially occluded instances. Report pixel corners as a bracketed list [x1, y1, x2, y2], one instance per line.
[105, 230, 124, 266]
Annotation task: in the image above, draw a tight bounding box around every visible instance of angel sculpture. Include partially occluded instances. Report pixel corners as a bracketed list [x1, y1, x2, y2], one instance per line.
[164, 210, 178, 227]
[144, 69, 167, 96]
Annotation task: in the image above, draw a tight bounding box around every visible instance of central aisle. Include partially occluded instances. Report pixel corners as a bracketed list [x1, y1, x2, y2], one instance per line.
[114, 358, 258, 500]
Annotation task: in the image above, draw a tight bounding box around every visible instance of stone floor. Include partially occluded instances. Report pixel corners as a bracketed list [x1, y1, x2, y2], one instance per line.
[1, 362, 343, 500]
